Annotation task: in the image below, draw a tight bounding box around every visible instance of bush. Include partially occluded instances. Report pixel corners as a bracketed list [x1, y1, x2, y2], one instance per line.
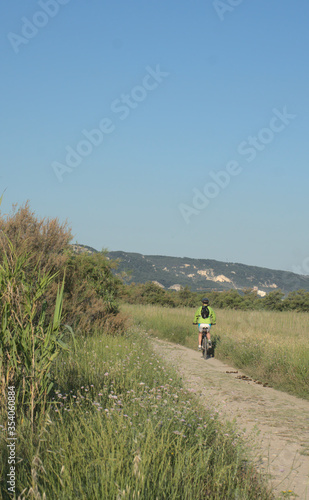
[121, 281, 176, 307]
[63, 251, 126, 333]
[0, 202, 126, 335]
[0, 201, 72, 276]
[283, 289, 309, 312]
[260, 290, 285, 311]
[0, 202, 72, 324]
[121, 284, 309, 313]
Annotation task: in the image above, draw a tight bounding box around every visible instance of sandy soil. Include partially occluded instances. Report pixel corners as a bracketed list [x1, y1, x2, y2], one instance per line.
[151, 339, 309, 499]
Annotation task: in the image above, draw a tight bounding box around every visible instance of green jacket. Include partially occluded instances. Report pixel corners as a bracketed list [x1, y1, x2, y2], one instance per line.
[194, 306, 216, 324]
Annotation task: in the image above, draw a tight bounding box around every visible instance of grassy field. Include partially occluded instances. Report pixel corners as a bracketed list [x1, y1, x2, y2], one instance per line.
[0, 329, 273, 499]
[122, 304, 309, 400]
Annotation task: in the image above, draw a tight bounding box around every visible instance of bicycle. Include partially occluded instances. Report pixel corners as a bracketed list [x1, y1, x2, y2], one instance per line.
[201, 326, 211, 360]
[201, 323, 216, 360]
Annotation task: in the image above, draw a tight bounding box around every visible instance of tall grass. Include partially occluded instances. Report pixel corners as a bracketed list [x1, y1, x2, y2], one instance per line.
[0, 330, 273, 499]
[122, 304, 309, 400]
[0, 237, 72, 429]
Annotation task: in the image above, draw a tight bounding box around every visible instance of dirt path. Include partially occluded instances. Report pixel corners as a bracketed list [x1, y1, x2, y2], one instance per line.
[151, 339, 309, 500]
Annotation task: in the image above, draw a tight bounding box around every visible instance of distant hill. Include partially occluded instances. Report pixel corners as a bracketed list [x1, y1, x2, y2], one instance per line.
[107, 251, 309, 295]
[71, 245, 309, 294]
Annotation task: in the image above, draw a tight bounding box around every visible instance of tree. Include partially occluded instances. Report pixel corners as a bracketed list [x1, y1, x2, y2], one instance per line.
[262, 290, 285, 311]
[283, 289, 309, 312]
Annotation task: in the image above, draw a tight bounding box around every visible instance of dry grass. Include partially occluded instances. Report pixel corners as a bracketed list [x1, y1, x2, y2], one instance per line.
[122, 304, 309, 400]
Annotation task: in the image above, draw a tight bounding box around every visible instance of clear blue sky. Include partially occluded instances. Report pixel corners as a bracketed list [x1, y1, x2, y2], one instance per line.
[1, 1, 309, 274]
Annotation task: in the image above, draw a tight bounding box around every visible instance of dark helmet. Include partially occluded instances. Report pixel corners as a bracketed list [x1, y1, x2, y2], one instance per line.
[202, 298, 209, 304]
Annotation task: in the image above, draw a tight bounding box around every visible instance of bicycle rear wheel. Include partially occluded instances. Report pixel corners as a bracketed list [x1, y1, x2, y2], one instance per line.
[202, 336, 208, 360]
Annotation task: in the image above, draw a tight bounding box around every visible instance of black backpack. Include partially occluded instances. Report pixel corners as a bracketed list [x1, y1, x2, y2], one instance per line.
[201, 305, 210, 319]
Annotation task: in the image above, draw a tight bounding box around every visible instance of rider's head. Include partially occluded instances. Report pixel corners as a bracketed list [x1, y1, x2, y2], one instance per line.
[202, 298, 209, 305]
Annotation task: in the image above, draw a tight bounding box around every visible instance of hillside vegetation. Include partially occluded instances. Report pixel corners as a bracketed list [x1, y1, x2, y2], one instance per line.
[107, 250, 309, 294]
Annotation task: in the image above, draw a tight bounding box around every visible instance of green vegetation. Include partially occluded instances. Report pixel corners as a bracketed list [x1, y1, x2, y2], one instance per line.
[1, 331, 273, 499]
[0, 201, 274, 498]
[64, 251, 127, 334]
[120, 281, 309, 312]
[0, 237, 71, 429]
[123, 304, 309, 400]
[0, 202, 126, 335]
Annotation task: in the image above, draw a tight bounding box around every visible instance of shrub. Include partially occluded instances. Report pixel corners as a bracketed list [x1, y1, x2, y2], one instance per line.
[63, 252, 126, 333]
[120, 281, 175, 307]
[283, 289, 309, 312]
[0, 201, 72, 276]
[0, 202, 126, 335]
[261, 290, 285, 311]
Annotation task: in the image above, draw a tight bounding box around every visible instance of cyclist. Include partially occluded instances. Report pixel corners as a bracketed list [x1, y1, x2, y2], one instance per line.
[193, 298, 216, 351]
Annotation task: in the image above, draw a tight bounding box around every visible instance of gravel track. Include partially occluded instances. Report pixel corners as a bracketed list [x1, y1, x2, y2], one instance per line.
[151, 339, 309, 499]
